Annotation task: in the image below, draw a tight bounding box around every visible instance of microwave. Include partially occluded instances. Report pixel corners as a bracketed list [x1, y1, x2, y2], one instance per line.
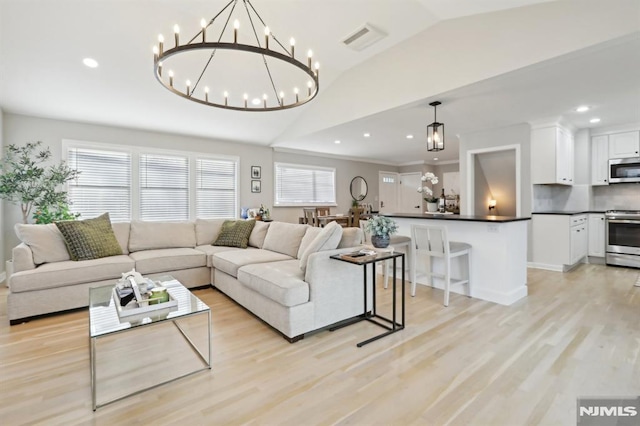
[609, 157, 640, 183]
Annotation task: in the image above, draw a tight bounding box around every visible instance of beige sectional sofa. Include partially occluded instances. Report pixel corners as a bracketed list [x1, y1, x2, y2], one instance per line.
[9, 219, 366, 342]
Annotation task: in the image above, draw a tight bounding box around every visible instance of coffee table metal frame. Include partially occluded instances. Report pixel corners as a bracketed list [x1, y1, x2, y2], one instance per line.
[89, 277, 211, 410]
[329, 251, 405, 347]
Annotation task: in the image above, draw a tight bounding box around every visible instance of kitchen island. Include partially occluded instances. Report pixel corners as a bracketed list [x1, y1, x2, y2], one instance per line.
[385, 213, 531, 306]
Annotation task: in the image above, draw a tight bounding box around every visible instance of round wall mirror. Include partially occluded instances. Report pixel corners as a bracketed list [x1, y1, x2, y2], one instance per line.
[350, 176, 368, 201]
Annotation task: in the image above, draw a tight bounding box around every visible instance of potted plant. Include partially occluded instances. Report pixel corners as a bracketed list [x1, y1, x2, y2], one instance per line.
[417, 172, 439, 212]
[364, 215, 398, 248]
[0, 141, 79, 223]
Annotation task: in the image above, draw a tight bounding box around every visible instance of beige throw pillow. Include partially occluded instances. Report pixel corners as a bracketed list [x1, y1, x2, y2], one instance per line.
[248, 220, 271, 248]
[14, 223, 71, 265]
[299, 221, 343, 273]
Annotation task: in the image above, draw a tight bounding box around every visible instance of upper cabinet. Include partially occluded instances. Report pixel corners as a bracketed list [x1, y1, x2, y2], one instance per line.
[531, 126, 574, 185]
[608, 131, 640, 159]
[591, 135, 609, 185]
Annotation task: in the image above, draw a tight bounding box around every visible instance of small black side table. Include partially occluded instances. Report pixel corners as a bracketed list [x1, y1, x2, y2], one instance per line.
[329, 251, 405, 347]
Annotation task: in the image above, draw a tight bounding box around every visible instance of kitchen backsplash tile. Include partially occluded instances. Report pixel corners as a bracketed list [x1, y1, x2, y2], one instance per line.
[593, 184, 640, 210]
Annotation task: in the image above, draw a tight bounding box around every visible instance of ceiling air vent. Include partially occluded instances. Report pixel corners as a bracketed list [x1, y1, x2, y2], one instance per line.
[342, 24, 386, 51]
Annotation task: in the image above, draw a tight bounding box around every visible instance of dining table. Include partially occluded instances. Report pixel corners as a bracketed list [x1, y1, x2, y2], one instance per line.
[317, 214, 350, 227]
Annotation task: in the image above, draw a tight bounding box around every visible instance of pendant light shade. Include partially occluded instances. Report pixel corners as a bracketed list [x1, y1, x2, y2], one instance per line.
[427, 101, 444, 152]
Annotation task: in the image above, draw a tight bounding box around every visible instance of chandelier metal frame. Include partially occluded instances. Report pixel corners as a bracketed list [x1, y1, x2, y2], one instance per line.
[153, 0, 320, 112]
[426, 101, 445, 152]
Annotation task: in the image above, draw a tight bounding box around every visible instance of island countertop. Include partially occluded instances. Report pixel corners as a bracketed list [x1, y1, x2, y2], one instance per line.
[384, 212, 531, 223]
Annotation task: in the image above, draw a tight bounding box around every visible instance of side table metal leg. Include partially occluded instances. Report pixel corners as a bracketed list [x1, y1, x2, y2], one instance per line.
[392, 256, 397, 330]
[91, 337, 96, 411]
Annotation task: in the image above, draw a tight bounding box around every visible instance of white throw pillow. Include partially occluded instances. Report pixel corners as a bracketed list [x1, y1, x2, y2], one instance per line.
[14, 223, 71, 265]
[249, 220, 271, 248]
[299, 221, 343, 273]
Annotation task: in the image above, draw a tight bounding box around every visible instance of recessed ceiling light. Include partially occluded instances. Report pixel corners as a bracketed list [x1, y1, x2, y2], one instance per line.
[363, 133, 370, 138]
[590, 118, 601, 123]
[576, 105, 589, 113]
[406, 134, 414, 139]
[251, 98, 261, 105]
[334, 140, 341, 144]
[433, 157, 439, 161]
[83, 58, 99, 68]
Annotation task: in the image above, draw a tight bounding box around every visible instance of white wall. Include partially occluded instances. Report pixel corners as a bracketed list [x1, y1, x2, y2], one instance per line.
[0, 110, 4, 281]
[474, 150, 517, 216]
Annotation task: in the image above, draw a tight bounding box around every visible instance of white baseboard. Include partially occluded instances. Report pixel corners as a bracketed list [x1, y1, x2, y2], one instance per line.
[411, 281, 527, 306]
[527, 262, 564, 272]
[0, 272, 6, 287]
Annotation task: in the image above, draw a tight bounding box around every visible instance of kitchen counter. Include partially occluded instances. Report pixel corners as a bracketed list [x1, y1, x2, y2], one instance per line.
[385, 213, 530, 223]
[390, 215, 528, 306]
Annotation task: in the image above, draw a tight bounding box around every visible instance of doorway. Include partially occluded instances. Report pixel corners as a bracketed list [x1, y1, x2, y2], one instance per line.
[399, 172, 422, 214]
[378, 171, 398, 213]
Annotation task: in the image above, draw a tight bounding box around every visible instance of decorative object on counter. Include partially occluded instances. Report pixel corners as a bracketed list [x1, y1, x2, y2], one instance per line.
[426, 101, 445, 152]
[417, 172, 439, 212]
[251, 180, 261, 193]
[0, 141, 80, 223]
[488, 199, 497, 213]
[364, 215, 398, 248]
[152, 0, 320, 112]
[251, 166, 261, 179]
[240, 207, 249, 219]
[350, 176, 368, 201]
[439, 188, 446, 213]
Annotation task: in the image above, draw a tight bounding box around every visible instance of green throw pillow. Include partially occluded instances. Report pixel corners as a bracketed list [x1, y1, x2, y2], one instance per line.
[213, 220, 256, 249]
[55, 213, 123, 261]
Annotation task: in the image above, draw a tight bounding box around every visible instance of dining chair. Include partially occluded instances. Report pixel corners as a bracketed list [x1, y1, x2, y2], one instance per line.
[348, 207, 361, 227]
[316, 207, 330, 217]
[303, 208, 318, 227]
[410, 224, 471, 306]
[359, 221, 412, 289]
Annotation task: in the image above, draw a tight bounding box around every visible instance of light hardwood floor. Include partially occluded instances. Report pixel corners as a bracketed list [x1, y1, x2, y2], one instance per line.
[0, 264, 638, 425]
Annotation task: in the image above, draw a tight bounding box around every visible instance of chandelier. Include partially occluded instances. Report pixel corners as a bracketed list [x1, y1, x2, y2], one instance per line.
[426, 101, 444, 151]
[152, 0, 320, 112]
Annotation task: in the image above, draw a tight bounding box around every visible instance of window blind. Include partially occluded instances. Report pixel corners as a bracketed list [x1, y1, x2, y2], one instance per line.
[139, 153, 189, 222]
[274, 163, 336, 206]
[196, 158, 237, 218]
[67, 147, 131, 222]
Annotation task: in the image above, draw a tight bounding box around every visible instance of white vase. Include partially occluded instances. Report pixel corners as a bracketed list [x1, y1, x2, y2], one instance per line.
[427, 202, 438, 212]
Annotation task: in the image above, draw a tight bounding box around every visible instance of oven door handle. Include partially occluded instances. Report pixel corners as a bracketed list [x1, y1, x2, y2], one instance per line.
[607, 219, 640, 224]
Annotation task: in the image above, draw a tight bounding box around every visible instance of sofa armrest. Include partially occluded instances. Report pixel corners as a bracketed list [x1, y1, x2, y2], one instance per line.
[305, 246, 371, 328]
[12, 243, 36, 273]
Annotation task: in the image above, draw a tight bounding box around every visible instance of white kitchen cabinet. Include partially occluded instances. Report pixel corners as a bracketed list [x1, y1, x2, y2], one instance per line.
[608, 131, 640, 159]
[591, 135, 609, 185]
[532, 214, 587, 271]
[531, 126, 574, 185]
[588, 214, 605, 257]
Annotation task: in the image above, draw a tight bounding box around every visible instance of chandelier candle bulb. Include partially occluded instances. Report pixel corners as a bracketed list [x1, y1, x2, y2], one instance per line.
[243, 93, 248, 108]
[264, 26, 269, 49]
[186, 80, 191, 96]
[279, 91, 284, 106]
[290, 37, 295, 57]
[307, 50, 313, 68]
[294, 87, 299, 102]
[173, 24, 180, 47]
[158, 62, 162, 77]
[201, 19, 207, 42]
[233, 20, 239, 43]
[204, 86, 209, 102]
[168, 70, 174, 87]
[224, 91, 228, 106]
[153, 46, 159, 62]
[263, 93, 267, 108]
[158, 34, 164, 55]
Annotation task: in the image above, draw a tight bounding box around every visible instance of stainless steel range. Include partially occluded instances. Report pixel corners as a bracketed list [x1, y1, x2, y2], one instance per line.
[606, 210, 640, 268]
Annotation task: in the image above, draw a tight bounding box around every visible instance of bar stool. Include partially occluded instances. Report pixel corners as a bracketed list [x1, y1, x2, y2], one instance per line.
[410, 224, 471, 306]
[360, 222, 412, 289]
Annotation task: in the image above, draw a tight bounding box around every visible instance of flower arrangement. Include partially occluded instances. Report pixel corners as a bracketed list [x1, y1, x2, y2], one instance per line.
[417, 172, 439, 203]
[365, 215, 398, 237]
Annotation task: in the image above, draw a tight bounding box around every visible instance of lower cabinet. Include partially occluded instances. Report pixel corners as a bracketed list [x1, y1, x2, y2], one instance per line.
[532, 214, 588, 271]
[588, 214, 605, 257]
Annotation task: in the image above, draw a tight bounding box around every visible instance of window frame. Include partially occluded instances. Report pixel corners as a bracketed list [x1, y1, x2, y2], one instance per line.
[62, 139, 239, 221]
[273, 162, 337, 207]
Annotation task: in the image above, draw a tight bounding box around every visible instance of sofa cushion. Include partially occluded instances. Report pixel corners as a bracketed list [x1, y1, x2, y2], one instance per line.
[237, 260, 309, 307]
[212, 249, 293, 278]
[249, 220, 271, 248]
[195, 245, 243, 267]
[129, 221, 196, 252]
[213, 220, 256, 249]
[129, 248, 206, 275]
[14, 223, 71, 265]
[55, 213, 123, 261]
[111, 222, 130, 254]
[195, 218, 226, 245]
[262, 222, 309, 257]
[297, 227, 323, 258]
[299, 221, 343, 273]
[9, 255, 134, 293]
[337, 227, 364, 248]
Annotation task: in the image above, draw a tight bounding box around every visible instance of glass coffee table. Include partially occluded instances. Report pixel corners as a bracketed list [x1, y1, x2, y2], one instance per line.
[89, 275, 211, 410]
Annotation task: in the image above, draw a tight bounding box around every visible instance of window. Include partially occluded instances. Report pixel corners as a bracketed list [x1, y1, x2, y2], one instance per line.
[274, 162, 336, 206]
[196, 158, 237, 218]
[139, 153, 189, 221]
[64, 141, 238, 221]
[67, 147, 132, 222]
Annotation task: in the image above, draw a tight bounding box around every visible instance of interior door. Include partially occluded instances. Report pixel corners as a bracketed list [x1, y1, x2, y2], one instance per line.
[399, 172, 422, 213]
[378, 172, 398, 213]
